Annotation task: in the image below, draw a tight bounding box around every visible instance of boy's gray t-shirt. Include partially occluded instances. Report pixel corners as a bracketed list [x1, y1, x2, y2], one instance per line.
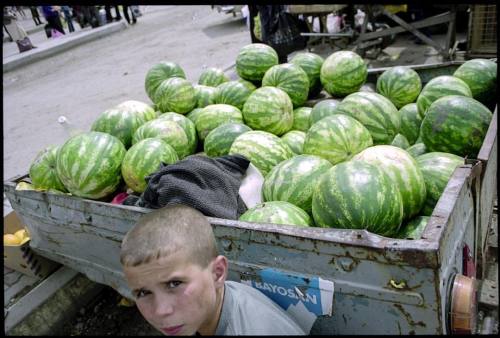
[214, 280, 306, 335]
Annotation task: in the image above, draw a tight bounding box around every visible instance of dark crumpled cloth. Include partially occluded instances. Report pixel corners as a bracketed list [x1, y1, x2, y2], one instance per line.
[123, 154, 250, 220]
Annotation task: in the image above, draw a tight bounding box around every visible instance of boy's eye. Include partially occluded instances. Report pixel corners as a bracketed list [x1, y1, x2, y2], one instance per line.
[135, 289, 150, 298]
[166, 281, 182, 289]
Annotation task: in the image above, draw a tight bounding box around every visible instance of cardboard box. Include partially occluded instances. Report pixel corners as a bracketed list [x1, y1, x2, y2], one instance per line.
[4, 211, 61, 278]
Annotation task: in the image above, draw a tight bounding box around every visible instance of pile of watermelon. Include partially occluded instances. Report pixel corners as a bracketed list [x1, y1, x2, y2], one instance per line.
[27, 42, 496, 239]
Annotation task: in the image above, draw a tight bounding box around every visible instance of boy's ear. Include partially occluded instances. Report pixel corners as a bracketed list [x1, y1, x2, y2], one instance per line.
[212, 255, 228, 287]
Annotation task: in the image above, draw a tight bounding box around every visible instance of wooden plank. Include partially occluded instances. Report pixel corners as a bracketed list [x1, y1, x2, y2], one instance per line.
[444, 6, 457, 57]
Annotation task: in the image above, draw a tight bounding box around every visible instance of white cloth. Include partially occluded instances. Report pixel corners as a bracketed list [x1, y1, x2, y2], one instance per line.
[5, 20, 27, 41]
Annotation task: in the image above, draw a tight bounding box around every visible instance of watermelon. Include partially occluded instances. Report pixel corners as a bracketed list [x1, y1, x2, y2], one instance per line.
[320, 51, 367, 97]
[229, 130, 294, 176]
[194, 85, 219, 108]
[334, 92, 401, 145]
[312, 160, 404, 236]
[391, 134, 410, 149]
[290, 52, 325, 98]
[406, 143, 427, 158]
[237, 78, 258, 92]
[261, 63, 310, 107]
[292, 107, 312, 132]
[236, 43, 279, 82]
[309, 99, 341, 125]
[116, 100, 158, 122]
[198, 67, 229, 87]
[453, 58, 497, 105]
[353, 145, 427, 220]
[242, 86, 293, 136]
[215, 80, 254, 110]
[281, 130, 306, 154]
[154, 77, 196, 114]
[420, 95, 492, 157]
[195, 104, 243, 141]
[157, 112, 198, 155]
[416, 75, 472, 118]
[56, 132, 126, 199]
[416, 152, 463, 215]
[186, 108, 204, 125]
[376, 66, 422, 108]
[399, 103, 422, 145]
[121, 138, 179, 193]
[397, 216, 430, 240]
[204, 122, 252, 157]
[303, 114, 373, 165]
[239, 201, 312, 227]
[145, 61, 186, 101]
[262, 154, 332, 214]
[132, 119, 191, 159]
[29, 145, 67, 192]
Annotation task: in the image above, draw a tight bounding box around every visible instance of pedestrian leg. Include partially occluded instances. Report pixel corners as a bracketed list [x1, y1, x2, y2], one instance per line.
[114, 6, 121, 20]
[104, 5, 113, 23]
[122, 6, 132, 24]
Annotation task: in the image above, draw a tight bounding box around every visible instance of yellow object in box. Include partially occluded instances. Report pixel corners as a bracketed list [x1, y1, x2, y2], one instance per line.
[4, 234, 21, 245]
[384, 5, 407, 14]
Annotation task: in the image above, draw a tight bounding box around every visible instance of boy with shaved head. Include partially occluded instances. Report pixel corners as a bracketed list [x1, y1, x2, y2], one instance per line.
[120, 204, 305, 336]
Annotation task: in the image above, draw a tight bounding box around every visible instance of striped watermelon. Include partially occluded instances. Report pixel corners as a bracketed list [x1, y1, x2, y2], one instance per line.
[132, 119, 191, 159]
[406, 143, 427, 158]
[420, 95, 492, 157]
[397, 216, 429, 240]
[453, 58, 497, 105]
[186, 108, 204, 125]
[303, 114, 373, 165]
[239, 201, 312, 227]
[320, 51, 367, 97]
[229, 130, 294, 176]
[215, 80, 254, 110]
[145, 61, 186, 101]
[292, 107, 312, 132]
[121, 138, 179, 193]
[309, 99, 341, 125]
[334, 92, 401, 145]
[391, 134, 410, 149]
[242, 86, 293, 136]
[116, 100, 158, 122]
[237, 78, 258, 92]
[195, 104, 243, 141]
[154, 77, 196, 114]
[416, 75, 472, 118]
[312, 160, 404, 236]
[281, 130, 306, 155]
[194, 85, 219, 108]
[290, 52, 324, 98]
[261, 63, 310, 107]
[157, 112, 198, 155]
[55, 132, 126, 200]
[416, 152, 463, 215]
[204, 122, 252, 157]
[376, 66, 422, 108]
[198, 67, 229, 87]
[353, 145, 427, 220]
[399, 103, 422, 145]
[236, 43, 279, 82]
[29, 145, 67, 192]
[263, 154, 332, 214]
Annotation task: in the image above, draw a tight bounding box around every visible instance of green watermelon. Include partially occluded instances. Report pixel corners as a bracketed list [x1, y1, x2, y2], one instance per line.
[416, 75, 472, 118]
[132, 119, 191, 159]
[303, 114, 373, 165]
[453, 58, 497, 105]
[406, 143, 427, 158]
[121, 138, 179, 193]
[239, 201, 312, 227]
[157, 112, 198, 155]
[353, 145, 427, 220]
[154, 77, 196, 114]
[320, 51, 367, 97]
[397, 216, 430, 240]
[281, 130, 306, 154]
[194, 85, 219, 108]
[198, 67, 229, 87]
[215, 80, 254, 110]
[290, 52, 324, 98]
[204, 122, 252, 157]
[309, 99, 341, 125]
[391, 134, 410, 149]
[229, 130, 294, 176]
[420, 95, 492, 157]
[312, 160, 404, 236]
[262, 154, 332, 214]
[116, 100, 158, 122]
[186, 108, 204, 125]
[29, 145, 67, 192]
[237, 78, 258, 92]
[56, 132, 126, 199]
[416, 152, 463, 215]
[195, 104, 243, 141]
[376, 66, 422, 108]
[291, 107, 312, 132]
[236, 43, 279, 82]
[261, 63, 310, 107]
[145, 61, 186, 101]
[334, 92, 401, 145]
[242, 86, 293, 136]
[399, 103, 422, 145]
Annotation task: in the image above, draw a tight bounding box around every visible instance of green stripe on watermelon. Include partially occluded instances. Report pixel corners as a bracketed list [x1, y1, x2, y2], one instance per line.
[157, 112, 199, 155]
[236, 43, 279, 82]
[195, 104, 243, 141]
[406, 143, 427, 158]
[215, 80, 254, 110]
[239, 201, 313, 227]
[145, 61, 186, 101]
[391, 133, 410, 149]
[397, 216, 430, 240]
[292, 107, 312, 132]
[198, 67, 229, 87]
[261, 63, 310, 107]
[320, 51, 367, 97]
[204, 122, 252, 157]
[194, 85, 219, 108]
[309, 99, 341, 125]
[453, 58, 497, 105]
[376, 66, 422, 108]
[29, 145, 67, 192]
[290, 52, 324, 98]
[281, 130, 306, 155]
[154, 77, 196, 114]
[186, 108, 204, 125]
[116, 100, 158, 122]
[399, 103, 422, 145]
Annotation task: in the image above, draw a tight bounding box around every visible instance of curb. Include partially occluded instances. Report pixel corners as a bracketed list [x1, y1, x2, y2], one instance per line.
[3, 21, 128, 73]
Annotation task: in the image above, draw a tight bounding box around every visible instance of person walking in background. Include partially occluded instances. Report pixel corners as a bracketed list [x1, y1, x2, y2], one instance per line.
[15, 6, 26, 18]
[4, 7, 36, 53]
[42, 5, 66, 35]
[29, 6, 43, 25]
[118, 5, 137, 25]
[104, 5, 120, 23]
[61, 6, 75, 32]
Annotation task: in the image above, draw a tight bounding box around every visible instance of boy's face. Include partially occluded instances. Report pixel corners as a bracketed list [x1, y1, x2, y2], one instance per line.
[123, 251, 227, 336]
